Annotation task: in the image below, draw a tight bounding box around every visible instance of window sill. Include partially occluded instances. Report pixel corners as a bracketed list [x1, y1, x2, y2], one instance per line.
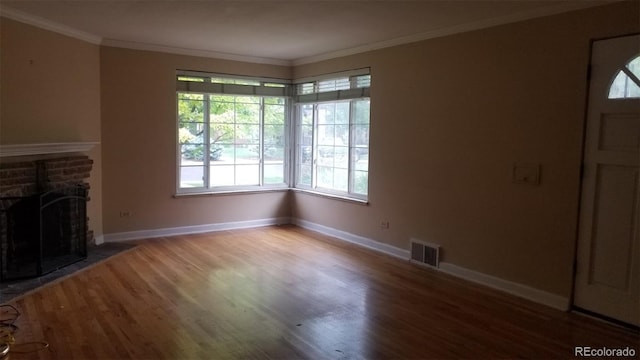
[291, 188, 369, 205]
[174, 187, 369, 205]
[174, 187, 289, 198]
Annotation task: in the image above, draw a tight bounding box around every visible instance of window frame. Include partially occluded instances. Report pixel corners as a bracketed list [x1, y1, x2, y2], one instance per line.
[607, 54, 640, 99]
[174, 69, 371, 202]
[176, 71, 292, 194]
[292, 70, 371, 201]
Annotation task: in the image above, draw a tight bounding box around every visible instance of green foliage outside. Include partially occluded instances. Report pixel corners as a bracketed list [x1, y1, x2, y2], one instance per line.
[178, 93, 286, 162]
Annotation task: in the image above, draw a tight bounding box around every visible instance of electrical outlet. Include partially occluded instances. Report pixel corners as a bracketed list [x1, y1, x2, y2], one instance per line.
[380, 220, 390, 230]
[119, 210, 131, 218]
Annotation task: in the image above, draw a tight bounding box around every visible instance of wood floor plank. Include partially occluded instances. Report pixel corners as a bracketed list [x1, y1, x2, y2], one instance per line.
[3, 225, 638, 359]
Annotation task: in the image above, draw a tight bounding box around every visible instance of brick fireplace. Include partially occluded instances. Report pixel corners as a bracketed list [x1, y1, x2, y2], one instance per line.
[0, 153, 94, 281]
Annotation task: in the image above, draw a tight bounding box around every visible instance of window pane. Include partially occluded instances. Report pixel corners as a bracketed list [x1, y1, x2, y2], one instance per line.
[211, 94, 234, 103]
[218, 145, 234, 162]
[210, 165, 234, 186]
[317, 166, 333, 188]
[210, 97, 234, 123]
[236, 145, 259, 164]
[264, 125, 285, 146]
[333, 168, 348, 192]
[179, 126, 204, 144]
[353, 100, 370, 124]
[355, 75, 371, 88]
[211, 78, 260, 86]
[317, 125, 335, 145]
[353, 125, 369, 147]
[265, 146, 284, 161]
[180, 144, 206, 162]
[318, 78, 350, 92]
[298, 83, 315, 95]
[301, 104, 313, 125]
[210, 123, 234, 144]
[334, 146, 348, 169]
[318, 103, 335, 124]
[178, 93, 204, 101]
[265, 97, 286, 105]
[236, 103, 260, 124]
[335, 125, 349, 146]
[300, 124, 313, 146]
[180, 166, 204, 188]
[178, 76, 205, 82]
[178, 97, 204, 123]
[318, 146, 334, 167]
[236, 165, 259, 185]
[352, 171, 368, 195]
[335, 102, 350, 125]
[627, 56, 640, 77]
[264, 164, 284, 184]
[353, 148, 369, 171]
[298, 161, 312, 186]
[265, 105, 285, 125]
[609, 70, 640, 99]
[297, 114, 313, 187]
[236, 124, 260, 144]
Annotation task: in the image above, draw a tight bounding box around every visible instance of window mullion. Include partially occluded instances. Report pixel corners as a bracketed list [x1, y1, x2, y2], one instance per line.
[312, 104, 318, 190]
[259, 98, 265, 186]
[347, 100, 354, 195]
[286, 98, 294, 187]
[204, 94, 211, 189]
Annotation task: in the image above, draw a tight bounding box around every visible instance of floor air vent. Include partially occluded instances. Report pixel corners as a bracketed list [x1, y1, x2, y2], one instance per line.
[410, 239, 440, 268]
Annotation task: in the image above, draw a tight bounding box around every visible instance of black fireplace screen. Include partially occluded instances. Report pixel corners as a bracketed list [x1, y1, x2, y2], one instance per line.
[1, 185, 88, 281]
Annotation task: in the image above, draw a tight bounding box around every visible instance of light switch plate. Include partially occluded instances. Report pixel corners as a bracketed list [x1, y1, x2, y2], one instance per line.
[512, 163, 541, 185]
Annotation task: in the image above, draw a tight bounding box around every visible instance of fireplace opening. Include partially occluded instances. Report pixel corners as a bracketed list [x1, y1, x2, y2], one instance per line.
[1, 185, 88, 281]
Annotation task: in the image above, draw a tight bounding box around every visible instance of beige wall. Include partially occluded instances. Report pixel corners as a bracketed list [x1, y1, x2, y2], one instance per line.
[292, 1, 640, 297]
[100, 47, 292, 233]
[0, 18, 103, 239]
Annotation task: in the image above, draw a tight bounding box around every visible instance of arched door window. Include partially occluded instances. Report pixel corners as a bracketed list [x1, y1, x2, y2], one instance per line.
[608, 55, 640, 99]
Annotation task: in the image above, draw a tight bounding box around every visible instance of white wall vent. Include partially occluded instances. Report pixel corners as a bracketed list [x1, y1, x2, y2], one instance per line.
[410, 238, 440, 268]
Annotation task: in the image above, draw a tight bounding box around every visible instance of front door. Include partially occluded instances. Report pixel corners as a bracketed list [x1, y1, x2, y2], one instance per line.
[573, 34, 640, 327]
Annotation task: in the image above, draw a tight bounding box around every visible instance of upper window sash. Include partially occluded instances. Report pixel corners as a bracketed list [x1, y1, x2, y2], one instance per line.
[176, 71, 292, 97]
[293, 69, 371, 104]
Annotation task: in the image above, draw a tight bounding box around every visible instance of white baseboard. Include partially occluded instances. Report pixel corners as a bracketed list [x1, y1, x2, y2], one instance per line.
[438, 262, 570, 311]
[292, 219, 410, 260]
[103, 217, 292, 242]
[293, 220, 569, 311]
[94, 235, 105, 245]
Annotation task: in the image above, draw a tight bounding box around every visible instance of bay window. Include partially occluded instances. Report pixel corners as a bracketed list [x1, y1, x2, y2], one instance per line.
[176, 69, 370, 201]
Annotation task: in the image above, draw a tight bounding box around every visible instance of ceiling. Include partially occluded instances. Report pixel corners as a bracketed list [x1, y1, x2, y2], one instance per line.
[0, 0, 610, 65]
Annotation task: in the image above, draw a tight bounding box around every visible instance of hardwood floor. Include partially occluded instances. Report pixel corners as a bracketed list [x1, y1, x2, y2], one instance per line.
[3, 225, 638, 359]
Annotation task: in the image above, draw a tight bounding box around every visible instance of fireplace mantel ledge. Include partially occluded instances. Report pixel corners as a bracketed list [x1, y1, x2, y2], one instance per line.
[0, 142, 99, 157]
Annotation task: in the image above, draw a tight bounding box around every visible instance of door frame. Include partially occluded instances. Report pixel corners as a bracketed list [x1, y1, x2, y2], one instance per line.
[570, 32, 640, 329]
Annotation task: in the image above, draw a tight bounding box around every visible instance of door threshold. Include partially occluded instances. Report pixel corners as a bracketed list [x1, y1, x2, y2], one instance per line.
[572, 307, 640, 333]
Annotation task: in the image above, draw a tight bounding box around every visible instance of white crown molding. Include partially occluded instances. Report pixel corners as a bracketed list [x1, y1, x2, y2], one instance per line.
[0, 5, 102, 45]
[101, 39, 292, 67]
[1, 1, 617, 67]
[292, 1, 615, 65]
[0, 142, 100, 158]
